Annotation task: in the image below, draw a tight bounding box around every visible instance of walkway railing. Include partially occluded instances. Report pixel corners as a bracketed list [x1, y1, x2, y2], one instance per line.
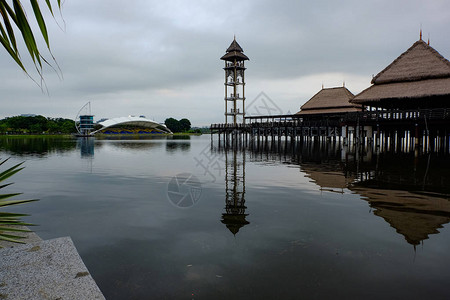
[344, 108, 450, 122]
[211, 108, 450, 134]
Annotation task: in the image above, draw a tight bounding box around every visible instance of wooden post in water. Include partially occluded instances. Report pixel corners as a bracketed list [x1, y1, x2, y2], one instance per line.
[429, 129, 435, 152]
[414, 123, 420, 151]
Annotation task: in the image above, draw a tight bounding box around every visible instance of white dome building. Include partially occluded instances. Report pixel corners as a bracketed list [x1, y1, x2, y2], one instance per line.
[91, 116, 172, 135]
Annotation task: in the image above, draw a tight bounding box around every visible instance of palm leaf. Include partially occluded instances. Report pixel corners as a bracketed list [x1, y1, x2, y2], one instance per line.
[0, 233, 26, 243]
[0, 198, 37, 206]
[0, 212, 29, 218]
[0, 182, 14, 189]
[0, 161, 24, 181]
[0, 220, 34, 226]
[0, 193, 23, 201]
[0, 0, 62, 80]
[0, 158, 38, 246]
[0, 226, 31, 233]
[30, 0, 49, 48]
[13, 0, 42, 68]
[0, 1, 19, 52]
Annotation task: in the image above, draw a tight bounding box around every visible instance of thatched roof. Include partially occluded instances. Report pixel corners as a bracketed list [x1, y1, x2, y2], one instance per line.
[296, 87, 361, 115]
[372, 40, 450, 84]
[221, 38, 249, 61]
[352, 39, 450, 106]
[352, 77, 450, 103]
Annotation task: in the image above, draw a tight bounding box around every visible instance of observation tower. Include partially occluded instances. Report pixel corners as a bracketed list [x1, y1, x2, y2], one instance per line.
[220, 37, 249, 125]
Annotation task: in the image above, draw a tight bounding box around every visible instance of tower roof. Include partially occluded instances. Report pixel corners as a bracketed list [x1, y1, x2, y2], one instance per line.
[221, 37, 249, 61]
[226, 38, 244, 52]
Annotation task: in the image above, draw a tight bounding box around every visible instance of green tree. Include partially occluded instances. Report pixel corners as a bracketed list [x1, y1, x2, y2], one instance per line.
[0, 115, 76, 134]
[47, 119, 59, 133]
[58, 119, 75, 134]
[29, 123, 42, 133]
[0, 123, 8, 133]
[165, 118, 181, 133]
[179, 118, 191, 132]
[0, 0, 62, 77]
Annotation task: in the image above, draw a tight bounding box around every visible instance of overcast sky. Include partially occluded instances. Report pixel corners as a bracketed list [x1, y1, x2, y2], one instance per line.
[1, 0, 449, 126]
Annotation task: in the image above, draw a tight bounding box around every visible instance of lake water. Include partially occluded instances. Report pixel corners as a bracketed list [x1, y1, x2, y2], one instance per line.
[1, 135, 450, 299]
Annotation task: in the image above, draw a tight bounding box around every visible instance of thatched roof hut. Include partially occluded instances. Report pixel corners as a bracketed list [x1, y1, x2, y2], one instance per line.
[296, 87, 362, 115]
[351, 39, 450, 109]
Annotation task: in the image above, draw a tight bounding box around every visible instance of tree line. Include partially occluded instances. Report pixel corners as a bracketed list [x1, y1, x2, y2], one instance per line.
[0, 115, 75, 134]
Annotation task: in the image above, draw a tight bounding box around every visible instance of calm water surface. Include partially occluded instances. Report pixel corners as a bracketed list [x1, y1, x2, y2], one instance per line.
[1, 135, 450, 299]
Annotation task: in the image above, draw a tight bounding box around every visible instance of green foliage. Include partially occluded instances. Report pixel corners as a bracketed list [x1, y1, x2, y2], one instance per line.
[0, 158, 37, 246]
[0, 115, 76, 134]
[179, 118, 191, 132]
[0, 0, 62, 78]
[164, 117, 192, 133]
[188, 128, 202, 134]
[164, 118, 181, 133]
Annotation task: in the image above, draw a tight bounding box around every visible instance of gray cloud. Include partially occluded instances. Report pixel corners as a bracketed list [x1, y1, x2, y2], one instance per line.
[1, 0, 450, 125]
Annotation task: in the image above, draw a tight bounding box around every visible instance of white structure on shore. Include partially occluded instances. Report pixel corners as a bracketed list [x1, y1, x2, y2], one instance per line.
[91, 115, 172, 135]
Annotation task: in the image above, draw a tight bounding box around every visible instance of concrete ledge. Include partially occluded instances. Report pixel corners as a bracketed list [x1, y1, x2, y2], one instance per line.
[0, 236, 105, 300]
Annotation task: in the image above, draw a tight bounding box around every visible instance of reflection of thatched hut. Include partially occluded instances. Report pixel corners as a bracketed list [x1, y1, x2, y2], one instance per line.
[351, 39, 450, 109]
[301, 163, 354, 193]
[351, 186, 450, 245]
[296, 87, 362, 115]
[301, 155, 450, 246]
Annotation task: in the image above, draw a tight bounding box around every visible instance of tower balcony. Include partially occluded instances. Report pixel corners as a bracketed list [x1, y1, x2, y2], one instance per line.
[225, 109, 244, 115]
[225, 93, 245, 101]
[224, 61, 246, 70]
[225, 81, 245, 86]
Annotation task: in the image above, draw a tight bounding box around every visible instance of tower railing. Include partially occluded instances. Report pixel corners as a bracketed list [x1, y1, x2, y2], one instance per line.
[225, 62, 245, 68]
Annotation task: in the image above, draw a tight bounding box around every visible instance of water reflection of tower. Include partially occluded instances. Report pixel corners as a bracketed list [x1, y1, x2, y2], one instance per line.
[221, 146, 249, 235]
[79, 137, 95, 158]
[77, 137, 94, 173]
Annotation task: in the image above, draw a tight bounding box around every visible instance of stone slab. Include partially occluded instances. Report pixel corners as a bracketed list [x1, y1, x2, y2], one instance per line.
[0, 236, 105, 300]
